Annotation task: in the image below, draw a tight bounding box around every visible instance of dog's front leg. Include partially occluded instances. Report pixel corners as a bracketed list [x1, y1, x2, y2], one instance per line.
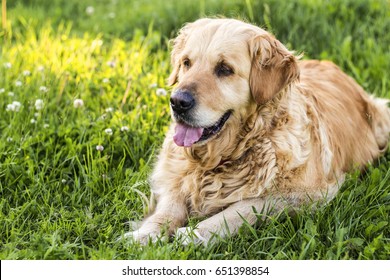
[176, 197, 286, 245]
[123, 194, 187, 245]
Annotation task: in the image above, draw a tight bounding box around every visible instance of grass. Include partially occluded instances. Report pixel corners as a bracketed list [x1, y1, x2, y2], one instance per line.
[0, 0, 389, 260]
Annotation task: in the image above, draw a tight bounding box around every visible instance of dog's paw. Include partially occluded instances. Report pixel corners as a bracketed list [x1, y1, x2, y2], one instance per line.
[175, 227, 209, 246]
[118, 230, 164, 245]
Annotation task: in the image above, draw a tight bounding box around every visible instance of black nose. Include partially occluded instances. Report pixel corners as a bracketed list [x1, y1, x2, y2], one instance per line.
[170, 90, 195, 114]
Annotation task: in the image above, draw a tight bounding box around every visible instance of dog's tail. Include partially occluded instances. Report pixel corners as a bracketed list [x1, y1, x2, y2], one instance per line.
[368, 96, 390, 153]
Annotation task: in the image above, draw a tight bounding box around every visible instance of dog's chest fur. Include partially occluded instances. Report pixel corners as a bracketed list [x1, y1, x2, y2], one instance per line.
[177, 136, 279, 216]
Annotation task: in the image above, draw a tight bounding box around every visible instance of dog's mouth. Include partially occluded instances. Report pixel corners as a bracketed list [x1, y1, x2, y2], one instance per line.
[173, 111, 232, 147]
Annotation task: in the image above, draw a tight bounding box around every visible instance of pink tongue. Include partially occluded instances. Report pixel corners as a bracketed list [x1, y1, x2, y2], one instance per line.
[173, 123, 204, 147]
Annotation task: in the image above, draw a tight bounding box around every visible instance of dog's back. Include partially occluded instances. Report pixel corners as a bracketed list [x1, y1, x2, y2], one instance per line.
[299, 60, 390, 174]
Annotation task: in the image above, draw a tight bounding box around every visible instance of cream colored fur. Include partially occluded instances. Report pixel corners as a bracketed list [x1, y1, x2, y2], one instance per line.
[123, 18, 390, 245]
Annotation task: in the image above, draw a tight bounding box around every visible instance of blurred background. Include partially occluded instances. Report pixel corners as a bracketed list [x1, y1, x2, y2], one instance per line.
[2, 1, 388, 49]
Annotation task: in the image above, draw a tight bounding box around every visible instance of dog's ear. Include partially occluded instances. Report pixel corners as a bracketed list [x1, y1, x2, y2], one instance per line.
[168, 23, 193, 86]
[249, 34, 299, 104]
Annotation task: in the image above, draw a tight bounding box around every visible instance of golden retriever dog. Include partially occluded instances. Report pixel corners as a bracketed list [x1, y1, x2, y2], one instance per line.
[124, 18, 390, 245]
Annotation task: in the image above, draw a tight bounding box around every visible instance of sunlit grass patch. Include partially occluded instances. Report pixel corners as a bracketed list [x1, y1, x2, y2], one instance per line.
[1, 23, 171, 161]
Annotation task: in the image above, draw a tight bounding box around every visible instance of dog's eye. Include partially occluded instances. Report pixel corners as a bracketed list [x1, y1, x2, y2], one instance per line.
[215, 63, 234, 77]
[182, 58, 191, 68]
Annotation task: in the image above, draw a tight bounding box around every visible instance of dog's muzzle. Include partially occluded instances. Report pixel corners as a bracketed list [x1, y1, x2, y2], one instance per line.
[169, 89, 232, 147]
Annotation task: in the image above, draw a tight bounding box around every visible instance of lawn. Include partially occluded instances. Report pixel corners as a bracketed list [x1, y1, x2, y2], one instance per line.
[0, 0, 389, 260]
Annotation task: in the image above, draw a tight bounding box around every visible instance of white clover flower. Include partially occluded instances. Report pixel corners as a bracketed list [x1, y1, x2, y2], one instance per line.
[86, 6, 95, 15]
[34, 112, 40, 118]
[39, 86, 48, 92]
[12, 102, 21, 111]
[37, 65, 45, 72]
[43, 123, 50, 128]
[73, 99, 84, 108]
[156, 88, 167, 96]
[96, 145, 104, 151]
[120, 126, 129, 132]
[23, 70, 31, 76]
[102, 78, 110, 83]
[15, 80, 22, 87]
[8, 92, 14, 97]
[61, 179, 67, 184]
[35, 99, 44, 110]
[104, 128, 113, 135]
[30, 119, 37, 124]
[6, 101, 21, 112]
[106, 60, 116, 68]
[0, 88, 5, 93]
[105, 107, 114, 113]
[3, 62, 11, 69]
[6, 104, 14, 111]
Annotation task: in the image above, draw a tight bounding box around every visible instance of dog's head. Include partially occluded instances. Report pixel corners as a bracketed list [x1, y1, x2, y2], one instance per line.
[168, 18, 299, 147]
